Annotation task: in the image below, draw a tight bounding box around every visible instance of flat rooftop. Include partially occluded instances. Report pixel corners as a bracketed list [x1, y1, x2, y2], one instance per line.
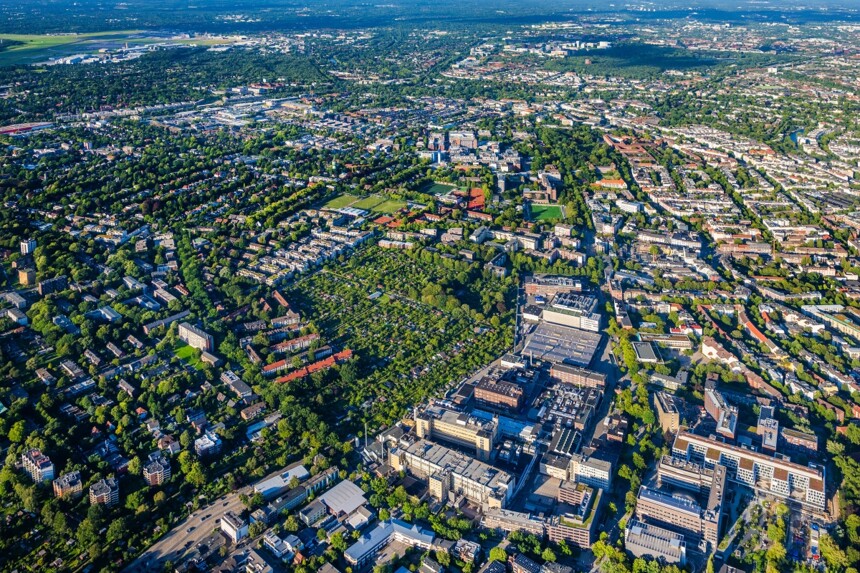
[522, 322, 602, 367]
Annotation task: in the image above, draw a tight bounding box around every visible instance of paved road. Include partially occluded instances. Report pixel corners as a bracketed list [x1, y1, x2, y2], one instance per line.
[123, 489, 248, 572]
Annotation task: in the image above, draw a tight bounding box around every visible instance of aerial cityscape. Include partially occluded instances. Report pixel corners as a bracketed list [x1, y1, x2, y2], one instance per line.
[2, 1, 860, 572]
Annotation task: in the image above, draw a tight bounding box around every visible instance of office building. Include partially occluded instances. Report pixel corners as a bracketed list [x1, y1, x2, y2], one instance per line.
[673, 431, 826, 510]
[549, 364, 606, 388]
[547, 482, 603, 548]
[482, 508, 546, 536]
[344, 519, 435, 567]
[221, 511, 249, 543]
[89, 477, 119, 507]
[625, 520, 687, 565]
[414, 404, 496, 461]
[635, 485, 720, 550]
[658, 456, 715, 495]
[758, 405, 779, 452]
[654, 392, 681, 434]
[542, 293, 601, 332]
[569, 453, 612, 490]
[53, 471, 83, 498]
[22, 449, 54, 483]
[474, 377, 524, 411]
[178, 321, 215, 352]
[394, 438, 513, 509]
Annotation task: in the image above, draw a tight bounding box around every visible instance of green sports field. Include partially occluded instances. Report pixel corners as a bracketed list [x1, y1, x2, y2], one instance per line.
[324, 193, 406, 213]
[530, 204, 564, 221]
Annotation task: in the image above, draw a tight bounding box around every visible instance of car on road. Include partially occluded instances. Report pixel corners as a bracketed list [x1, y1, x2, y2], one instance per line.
[187, 526, 195, 533]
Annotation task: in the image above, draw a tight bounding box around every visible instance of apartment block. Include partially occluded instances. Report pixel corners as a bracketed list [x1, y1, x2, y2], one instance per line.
[89, 477, 120, 507]
[53, 471, 83, 498]
[22, 449, 54, 483]
[143, 456, 172, 486]
[177, 321, 215, 352]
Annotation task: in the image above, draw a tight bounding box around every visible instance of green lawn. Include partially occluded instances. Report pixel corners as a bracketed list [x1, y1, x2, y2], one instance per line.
[374, 199, 407, 214]
[174, 341, 206, 370]
[323, 193, 359, 209]
[530, 204, 564, 221]
[352, 195, 386, 210]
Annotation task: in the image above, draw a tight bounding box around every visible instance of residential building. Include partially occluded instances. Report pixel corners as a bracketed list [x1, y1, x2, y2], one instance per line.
[89, 477, 119, 507]
[178, 321, 215, 352]
[195, 431, 222, 456]
[20, 238, 37, 255]
[22, 449, 54, 483]
[143, 456, 171, 486]
[53, 471, 83, 498]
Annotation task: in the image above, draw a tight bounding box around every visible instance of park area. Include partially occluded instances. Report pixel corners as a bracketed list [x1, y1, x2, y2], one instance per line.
[322, 193, 407, 214]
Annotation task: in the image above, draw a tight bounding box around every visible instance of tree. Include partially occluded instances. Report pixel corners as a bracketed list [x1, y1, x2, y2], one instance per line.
[127, 456, 142, 476]
[331, 532, 347, 552]
[542, 547, 557, 563]
[489, 547, 507, 562]
[107, 517, 128, 544]
[8, 420, 26, 443]
[249, 520, 266, 537]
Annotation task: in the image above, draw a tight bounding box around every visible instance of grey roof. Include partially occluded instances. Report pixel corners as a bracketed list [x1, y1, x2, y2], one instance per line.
[318, 479, 367, 516]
